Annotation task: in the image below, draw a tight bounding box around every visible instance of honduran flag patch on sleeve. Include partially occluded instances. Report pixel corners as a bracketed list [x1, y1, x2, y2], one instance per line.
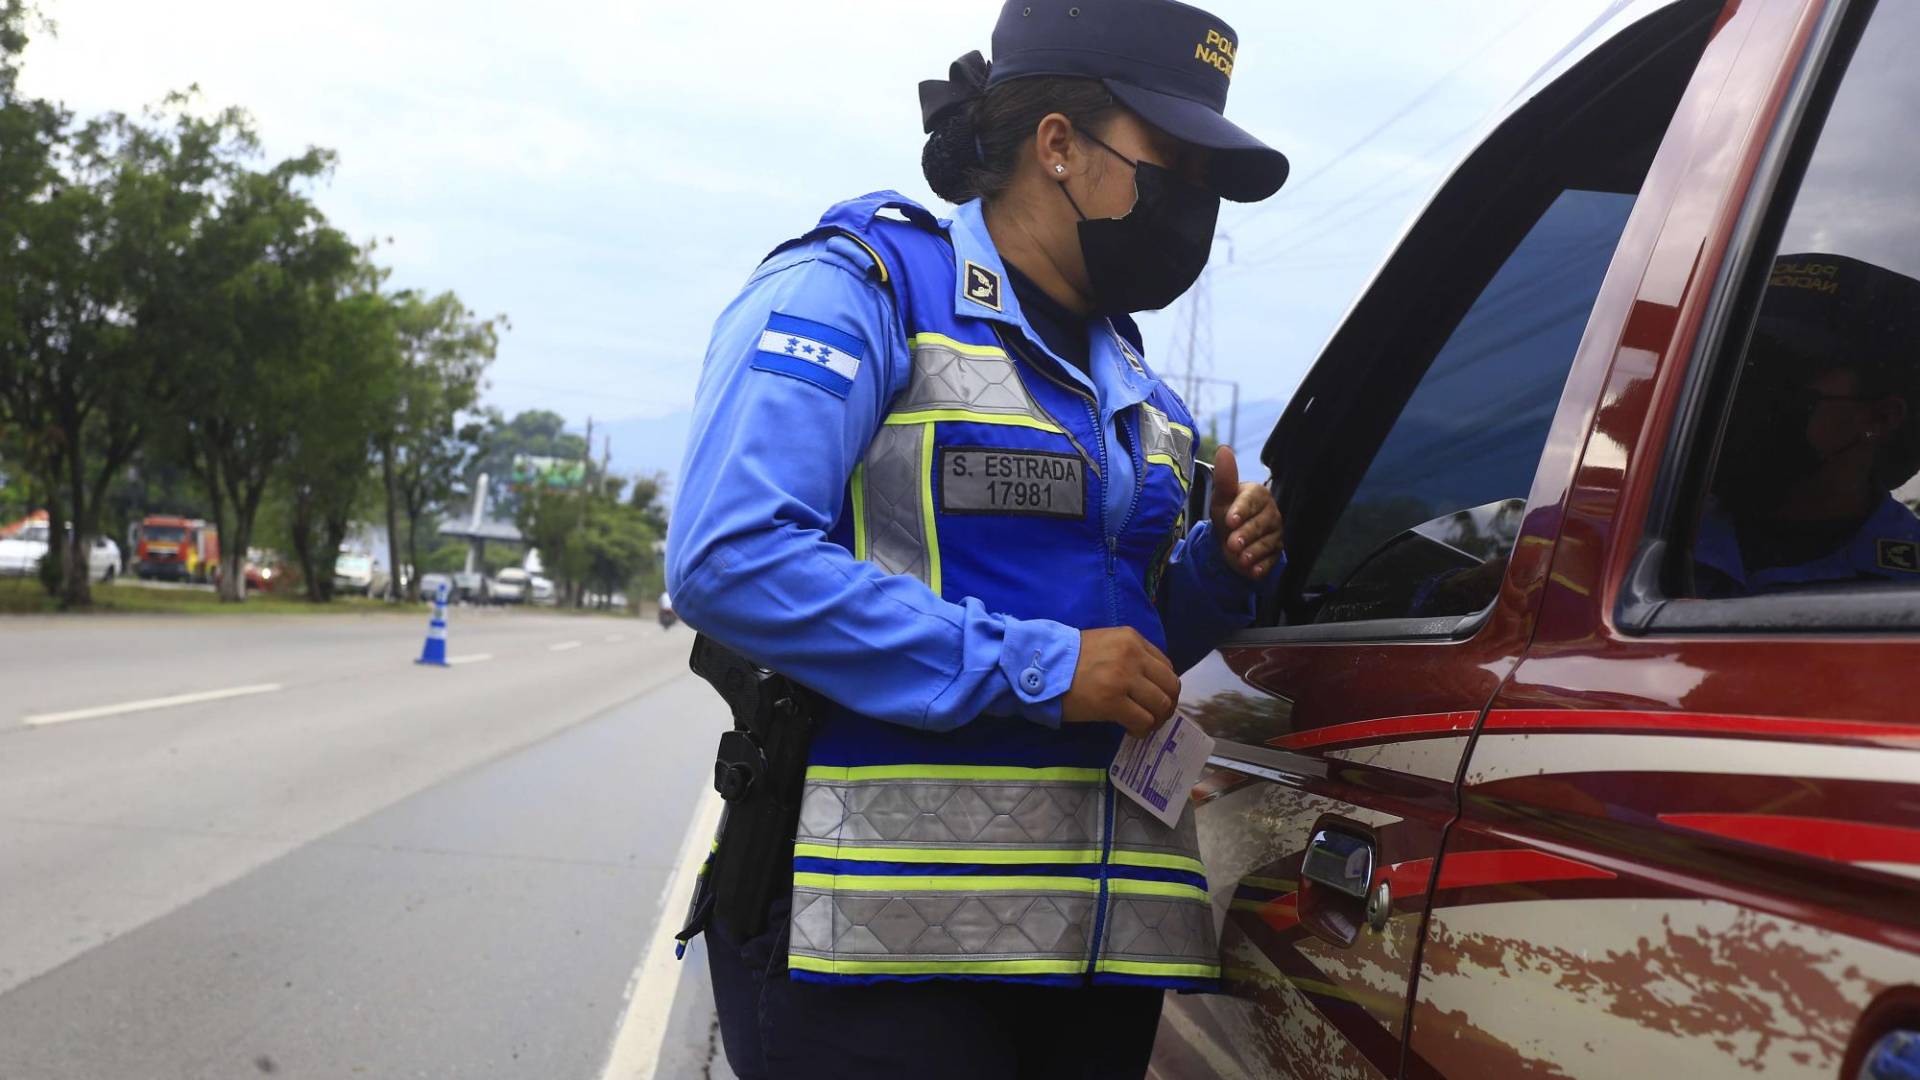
[751, 312, 865, 399]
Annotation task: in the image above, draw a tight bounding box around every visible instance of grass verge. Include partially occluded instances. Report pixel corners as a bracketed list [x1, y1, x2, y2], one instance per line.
[0, 577, 424, 616]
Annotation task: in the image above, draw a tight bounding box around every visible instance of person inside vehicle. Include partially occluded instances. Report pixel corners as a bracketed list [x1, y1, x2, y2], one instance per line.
[1694, 251, 1920, 597]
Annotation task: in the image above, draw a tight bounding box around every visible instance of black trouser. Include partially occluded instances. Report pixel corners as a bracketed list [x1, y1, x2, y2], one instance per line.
[707, 895, 1165, 1079]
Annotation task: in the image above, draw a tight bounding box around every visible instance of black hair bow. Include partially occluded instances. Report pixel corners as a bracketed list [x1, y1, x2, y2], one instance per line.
[919, 50, 991, 134]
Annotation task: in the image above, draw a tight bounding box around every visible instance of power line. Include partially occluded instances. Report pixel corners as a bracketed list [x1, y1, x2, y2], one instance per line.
[1234, 112, 1486, 269]
[1234, 3, 1551, 231]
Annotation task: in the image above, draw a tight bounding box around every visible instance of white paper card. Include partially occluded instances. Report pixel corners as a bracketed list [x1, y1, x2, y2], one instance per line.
[1109, 712, 1216, 828]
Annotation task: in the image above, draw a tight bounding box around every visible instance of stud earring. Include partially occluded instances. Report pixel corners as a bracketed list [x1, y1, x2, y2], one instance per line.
[1055, 164, 1066, 174]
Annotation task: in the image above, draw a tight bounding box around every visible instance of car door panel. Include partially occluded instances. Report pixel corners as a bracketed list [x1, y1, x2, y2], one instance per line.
[1152, 1, 1758, 1075]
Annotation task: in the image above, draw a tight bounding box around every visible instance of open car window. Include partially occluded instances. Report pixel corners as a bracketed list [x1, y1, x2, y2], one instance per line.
[1255, 1, 1722, 632]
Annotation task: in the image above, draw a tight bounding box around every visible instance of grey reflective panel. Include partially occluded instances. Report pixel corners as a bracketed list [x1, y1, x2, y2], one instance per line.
[1140, 404, 1192, 483]
[799, 778, 1105, 847]
[1099, 896, 1217, 968]
[901, 341, 1046, 417]
[1112, 793, 1204, 858]
[861, 424, 930, 584]
[790, 888, 1098, 963]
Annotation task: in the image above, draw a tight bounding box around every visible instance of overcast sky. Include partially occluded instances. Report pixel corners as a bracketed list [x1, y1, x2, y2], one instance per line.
[18, 0, 1622, 448]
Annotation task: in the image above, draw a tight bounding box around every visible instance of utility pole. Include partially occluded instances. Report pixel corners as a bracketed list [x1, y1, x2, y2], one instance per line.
[575, 416, 592, 608]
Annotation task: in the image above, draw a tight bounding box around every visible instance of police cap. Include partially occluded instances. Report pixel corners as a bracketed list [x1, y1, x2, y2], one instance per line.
[1757, 252, 1920, 382]
[988, 0, 1289, 202]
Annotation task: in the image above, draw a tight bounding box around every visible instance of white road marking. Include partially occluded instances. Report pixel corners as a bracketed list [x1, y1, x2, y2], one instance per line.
[599, 785, 725, 1080]
[446, 653, 494, 666]
[24, 683, 285, 728]
[605, 633, 627, 644]
[549, 640, 583, 653]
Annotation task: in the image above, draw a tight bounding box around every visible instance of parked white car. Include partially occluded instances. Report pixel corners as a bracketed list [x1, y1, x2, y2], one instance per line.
[528, 574, 556, 605]
[0, 523, 47, 576]
[491, 567, 529, 604]
[88, 536, 121, 581]
[333, 553, 375, 596]
[0, 525, 119, 580]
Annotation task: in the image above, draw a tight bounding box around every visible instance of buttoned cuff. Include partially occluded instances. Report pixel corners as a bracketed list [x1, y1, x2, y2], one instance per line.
[999, 617, 1081, 729]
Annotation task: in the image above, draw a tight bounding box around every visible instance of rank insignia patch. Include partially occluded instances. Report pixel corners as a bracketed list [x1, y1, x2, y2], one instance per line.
[1878, 538, 1920, 574]
[963, 261, 1003, 311]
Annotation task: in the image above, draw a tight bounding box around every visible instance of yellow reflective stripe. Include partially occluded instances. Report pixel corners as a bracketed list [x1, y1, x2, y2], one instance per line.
[849, 462, 868, 560]
[795, 843, 1105, 865]
[794, 872, 1100, 894]
[806, 764, 1107, 783]
[791, 955, 1086, 976]
[1145, 452, 1190, 491]
[920, 421, 941, 596]
[1240, 875, 1297, 892]
[1096, 959, 1221, 979]
[882, 409, 1064, 433]
[791, 873, 1203, 901]
[1110, 850, 1207, 875]
[907, 332, 1007, 358]
[796, 846, 1205, 877]
[1110, 879, 1210, 902]
[1169, 421, 1195, 441]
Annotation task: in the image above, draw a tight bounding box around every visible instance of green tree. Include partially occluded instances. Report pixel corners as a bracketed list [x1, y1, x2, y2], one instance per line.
[469, 408, 587, 519]
[282, 261, 398, 601]
[377, 291, 498, 603]
[169, 147, 359, 602]
[0, 42, 240, 605]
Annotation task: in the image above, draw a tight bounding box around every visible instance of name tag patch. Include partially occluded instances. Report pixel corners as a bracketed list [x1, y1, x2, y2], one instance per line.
[940, 448, 1085, 519]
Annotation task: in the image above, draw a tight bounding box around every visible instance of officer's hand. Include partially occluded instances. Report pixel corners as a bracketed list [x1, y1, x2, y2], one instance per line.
[1209, 445, 1283, 581]
[1062, 627, 1180, 737]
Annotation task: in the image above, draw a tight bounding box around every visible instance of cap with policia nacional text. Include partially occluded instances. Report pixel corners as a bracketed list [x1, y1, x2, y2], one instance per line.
[923, 0, 1290, 202]
[1757, 252, 1920, 368]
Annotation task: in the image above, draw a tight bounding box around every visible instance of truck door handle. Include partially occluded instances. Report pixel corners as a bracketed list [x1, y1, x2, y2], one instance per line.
[1298, 825, 1388, 946]
[1302, 827, 1374, 898]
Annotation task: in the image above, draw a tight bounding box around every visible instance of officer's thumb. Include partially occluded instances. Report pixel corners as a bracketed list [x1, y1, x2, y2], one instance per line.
[1210, 445, 1241, 521]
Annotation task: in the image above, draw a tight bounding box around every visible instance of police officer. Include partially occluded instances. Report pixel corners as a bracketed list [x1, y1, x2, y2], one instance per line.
[1696, 252, 1920, 597]
[667, 1, 1289, 1075]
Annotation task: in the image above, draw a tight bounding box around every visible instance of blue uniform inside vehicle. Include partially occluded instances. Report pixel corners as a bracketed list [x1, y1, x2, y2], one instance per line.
[1695, 252, 1920, 598]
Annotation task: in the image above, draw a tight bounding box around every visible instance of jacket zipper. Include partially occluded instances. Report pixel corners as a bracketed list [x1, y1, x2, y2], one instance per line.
[1001, 329, 1101, 478]
[1000, 325, 1137, 980]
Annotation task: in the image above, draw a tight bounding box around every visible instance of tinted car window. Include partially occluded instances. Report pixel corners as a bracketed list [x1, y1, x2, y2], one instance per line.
[1685, 0, 1920, 600]
[1303, 189, 1636, 623]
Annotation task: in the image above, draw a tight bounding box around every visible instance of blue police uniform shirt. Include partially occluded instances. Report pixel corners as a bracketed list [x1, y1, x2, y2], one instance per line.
[1694, 494, 1920, 597]
[667, 197, 1269, 732]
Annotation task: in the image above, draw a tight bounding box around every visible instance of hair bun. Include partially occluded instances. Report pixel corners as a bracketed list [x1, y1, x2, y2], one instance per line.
[921, 106, 981, 204]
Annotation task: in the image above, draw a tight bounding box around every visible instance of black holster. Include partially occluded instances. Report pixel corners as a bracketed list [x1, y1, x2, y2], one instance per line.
[677, 634, 820, 947]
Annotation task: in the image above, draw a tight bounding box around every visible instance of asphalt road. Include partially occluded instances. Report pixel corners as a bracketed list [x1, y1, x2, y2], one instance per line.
[0, 608, 735, 1079]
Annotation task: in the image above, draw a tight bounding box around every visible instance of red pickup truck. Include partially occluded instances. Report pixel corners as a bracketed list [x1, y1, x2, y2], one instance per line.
[1154, 0, 1920, 1076]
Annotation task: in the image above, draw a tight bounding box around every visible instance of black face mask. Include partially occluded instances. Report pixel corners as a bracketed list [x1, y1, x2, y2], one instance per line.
[1715, 372, 1873, 518]
[1060, 133, 1221, 315]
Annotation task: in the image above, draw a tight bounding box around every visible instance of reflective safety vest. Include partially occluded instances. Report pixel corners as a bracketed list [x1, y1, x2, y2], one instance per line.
[779, 193, 1219, 990]
[1695, 495, 1920, 596]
